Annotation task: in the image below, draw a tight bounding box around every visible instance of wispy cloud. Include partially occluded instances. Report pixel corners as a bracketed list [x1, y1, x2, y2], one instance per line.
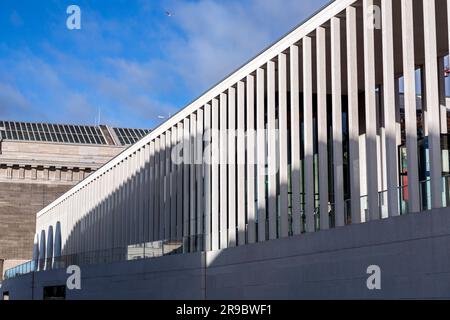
[161, 0, 328, 92]
[0, 83, 39, 118]
[10, 10, 23, 28]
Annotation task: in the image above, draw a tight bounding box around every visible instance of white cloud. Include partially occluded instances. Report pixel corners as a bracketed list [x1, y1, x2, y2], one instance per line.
[0, 83, 34, 118]
[163, 0, 328, 92]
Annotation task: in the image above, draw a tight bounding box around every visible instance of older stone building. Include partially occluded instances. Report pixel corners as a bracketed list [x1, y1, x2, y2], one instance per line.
[0, 121, 150, 278]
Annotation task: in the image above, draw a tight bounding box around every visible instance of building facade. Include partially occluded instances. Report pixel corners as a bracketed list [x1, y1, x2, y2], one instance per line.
[24, 0, 450, 282]
[0, 121, 149, 278]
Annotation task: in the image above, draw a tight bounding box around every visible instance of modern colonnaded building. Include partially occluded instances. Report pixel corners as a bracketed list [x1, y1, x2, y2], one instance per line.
[6, 0, 450, 299]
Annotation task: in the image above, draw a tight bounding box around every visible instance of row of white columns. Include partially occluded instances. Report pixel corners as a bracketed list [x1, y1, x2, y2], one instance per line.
[37, 0, 448, 256]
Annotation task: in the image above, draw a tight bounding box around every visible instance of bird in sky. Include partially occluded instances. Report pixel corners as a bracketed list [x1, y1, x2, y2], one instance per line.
[165, 11, 173, 17]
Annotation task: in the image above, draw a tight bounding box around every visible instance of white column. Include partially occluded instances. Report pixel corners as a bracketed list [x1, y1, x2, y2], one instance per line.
[316, 28, 329, 230]
[267, 60, 277, 240]
[381, 0, 400, 217]
[219, 92, 228, 249]
[331, 17, 345, 226]
[183, 118, 190, 249]
[228, 87, 237, 246]
[124, 160, 130, 245]
[170, 129, 177, 241]
[142, 146, 149, 244]
[149, 141, 155, 242]
[160, 134, 166, 240]
[133, 153, 139, 244]
[154, 138, 160, 240]
[423, 0, 443, 209]
[246, 75, 257, 243]
[257, 67, 267, 242]
[278, 52, 289, 238]
[136, 153, 142, 244]
[401, 0, 421, 213]
[364, 0, 380, 220]
[290, 45, 302, 235]
[189, 114, 196, 250]
[196, 109, 204, 249]
[133, 154, 139, 245]
[211, 98, 220, 250]
[131, 154, 137, 245]
[165, 130, 172, 240]
[237, 80, 246, 245]
[204, 103, 212, 251]
[303, 36, 315, 232]
[176, 122, 184, 242]
[347, 6, 362, 223]
[439, 57, 447, 135]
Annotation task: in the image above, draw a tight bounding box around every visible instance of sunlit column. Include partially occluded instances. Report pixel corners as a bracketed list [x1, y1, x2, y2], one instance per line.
[290, 45, 302, 235]
[316, 27, 329, 230]
[183, 118, 190, 249]
[303, 36, 315, 232]
[149, 141, 155, 242]
[189, 114, 196, 250]
[439, 57, 447, 135]
[132, 153, 139, 244]
[154, 138, 161, 240]
[228, 87, 237, 246]
[219, 92, 228, 249]
[364, 0, 381, 220]
[170, 129, 177, 241]
[160, 134, 166, 240]
[346, 6, 363, 223]
[246, 75, 257, 243]
[237, 80, 246, 245]
[278, 52, 289, 238]
[165, 130, 172, 240]
[267, 60, 277, 240]
[381, 0, 400, 217]
[257, 67, 267, 242]
[331, 16, 345, 226]
[204, 103, 212, 251]
[196, 109, 204, 249]
[211, 98, 220, 250]
[176, 122, 184, 242]
[423, 0, 443, 209]
[401, 0, 421, 213]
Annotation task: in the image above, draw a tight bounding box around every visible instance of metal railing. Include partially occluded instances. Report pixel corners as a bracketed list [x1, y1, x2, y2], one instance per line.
[3, 235, 202, 280]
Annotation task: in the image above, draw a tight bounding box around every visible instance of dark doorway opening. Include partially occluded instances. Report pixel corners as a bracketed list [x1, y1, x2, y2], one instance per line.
[43, 286, 66, 300]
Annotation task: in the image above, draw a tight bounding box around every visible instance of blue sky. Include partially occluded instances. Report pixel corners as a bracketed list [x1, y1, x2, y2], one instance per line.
[0, 0, 328, 129]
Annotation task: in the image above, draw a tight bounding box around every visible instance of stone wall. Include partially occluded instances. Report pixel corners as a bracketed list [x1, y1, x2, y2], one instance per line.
[0, 181, 72, 261]
[0, 140, 125, 279]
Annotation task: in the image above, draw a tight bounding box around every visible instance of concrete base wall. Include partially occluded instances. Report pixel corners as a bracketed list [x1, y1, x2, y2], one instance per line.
[3, 207, 450, 299]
